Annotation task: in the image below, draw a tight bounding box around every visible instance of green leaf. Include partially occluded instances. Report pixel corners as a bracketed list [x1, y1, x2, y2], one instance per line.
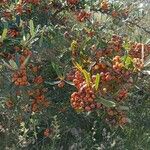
[29, 19, 35, 37]
[2, 60, 14, 70]
[97, 97, 116, 108]
[45, 81, 61, 85]
[121, 55, 133, 69]
[64, 81, 74, 86]
[51, 62, 63, 78]
[95, 73, 100, 91]
[73, 61, 83, 72]
[2, 28, 8, 41]
[9, 59, 18, 70]
[82, 69, 91, 86]
[123, 41, 131, 51]
[21, 55, 31, 67]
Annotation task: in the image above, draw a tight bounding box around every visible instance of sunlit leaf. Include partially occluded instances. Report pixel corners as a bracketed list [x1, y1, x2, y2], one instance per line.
[64, 81, 74, 86]
[21, 55, 31, 67]
[2, 28, 8, 41]
[73, 61, 83, 72]
[82, 69, 91, 86]
[29, 19, 35, 37]
[121, 55, 133, 69]
[95, 73, 100, 91]
[9, 59, 18, 70]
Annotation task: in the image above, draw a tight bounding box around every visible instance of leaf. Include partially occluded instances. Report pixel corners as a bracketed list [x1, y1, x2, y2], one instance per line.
[73, 61, 91, 86]
[64, 81, 74, 86]
[2, 28, 8, 40]
[82, 69, 91, 86]
[21, 55, 31, 67]
[2, 60, 14, 70]
[9, 59, 18, 70]
[71, 40, 78, 50]
[45, 81, 61, 85]
[73, 61, 83, 72]
[97, 97, 116, 108]
[39, 33, 44, 47]
[123, 41, 131, 51]
[95, 73, 100, 91]
[142, 70, 150, 75]
[145, 39, 150, 44]
[51, 62, 63, 78]
[121, 55, 133, 69]
[29, 19, 35, 37]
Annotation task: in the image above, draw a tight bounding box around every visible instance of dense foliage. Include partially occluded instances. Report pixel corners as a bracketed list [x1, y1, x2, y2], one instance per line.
[0, 0, 150, 149]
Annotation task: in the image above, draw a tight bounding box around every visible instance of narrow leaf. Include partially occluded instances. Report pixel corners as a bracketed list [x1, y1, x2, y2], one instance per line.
[21, 55, 30, 67]
[9, 59, 18, 70]
[51, 62, 62, 78]
[142, 70, 150, 75]
[2, 28, 8, 41]
[64, 80, 74, 86]
[45, 81, 61, 85]
[95, 73, 100, 91]
[2, 60, 14, 70]
[82, 69, 91, 86]
[29, 19, 35, 37]
[97, 97, 116, 108]
[73, 61, 83, 72]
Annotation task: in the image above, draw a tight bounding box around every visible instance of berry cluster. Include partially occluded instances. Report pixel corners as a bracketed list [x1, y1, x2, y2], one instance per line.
[100, 0, 129, 19]
[76, 10, 91, 22]
[112, 55, 124, 72]
[108, 35, 123, 52]
[70, 70, 102, 111]
[8, 29, 19, 38]
[129, 43, 150, 59]
[19, 48, 32, 65]
[12, 67, 28, 86]
[33, 75, 44, 84]
[28, 89, 49, 112]
[106, 108, 127, 126]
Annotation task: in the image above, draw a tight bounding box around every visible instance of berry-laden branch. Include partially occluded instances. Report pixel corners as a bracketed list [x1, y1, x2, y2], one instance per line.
[90, 3, 150, 35]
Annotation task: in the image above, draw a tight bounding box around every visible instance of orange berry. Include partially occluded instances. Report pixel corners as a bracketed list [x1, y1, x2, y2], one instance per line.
[105, 74, 111, 81]
[94, 64, 99, 70]
[15, 81, 20, 86]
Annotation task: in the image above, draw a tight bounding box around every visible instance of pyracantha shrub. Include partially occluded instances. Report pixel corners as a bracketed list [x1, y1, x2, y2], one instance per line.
[0, 0, 150, 149]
